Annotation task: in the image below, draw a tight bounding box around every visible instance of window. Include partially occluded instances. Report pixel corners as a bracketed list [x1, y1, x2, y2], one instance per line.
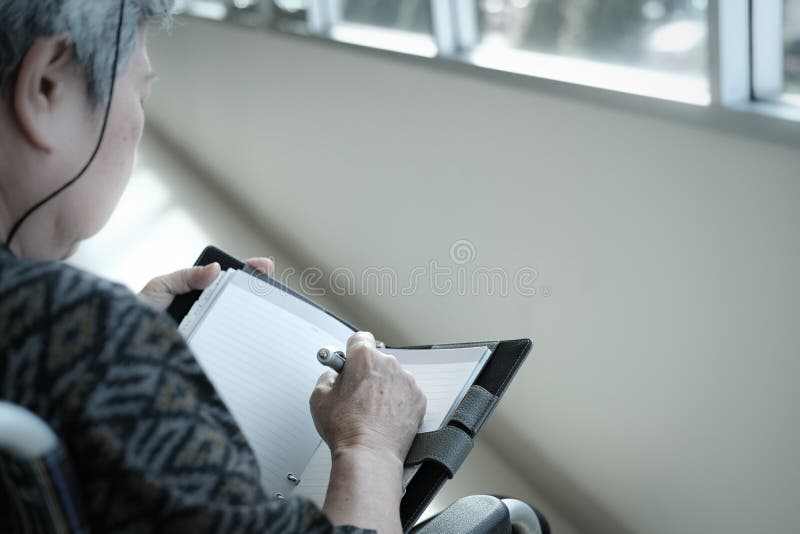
[786, 0, 800, 95]
[471, 0, 709, 104]
[173, 1, 305, 30]
[337, 0, 433, 34]
[174, 0, 800, 123]
[266, 0, 310, 33]
[173, 0, 231, 20]
[476, 0, 706, 75]
[329, 0, 437, 57]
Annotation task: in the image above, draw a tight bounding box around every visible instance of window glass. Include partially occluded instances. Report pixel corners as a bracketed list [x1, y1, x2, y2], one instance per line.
[173, 1, 302, 29]
[173, 0, 231, 20]
[786, 0, 800, 94]
[330, 0, 437, 57]
[336, 0, 433, 34]
[476, 0, 708, 77]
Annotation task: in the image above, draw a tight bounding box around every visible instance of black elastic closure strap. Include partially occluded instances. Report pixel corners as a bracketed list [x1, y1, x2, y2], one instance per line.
[450, 385, 498, 436]
[404, 426, 473, 478]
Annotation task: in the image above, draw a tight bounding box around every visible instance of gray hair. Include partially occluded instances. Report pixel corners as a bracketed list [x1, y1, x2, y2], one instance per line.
[0, 0, 173, 107]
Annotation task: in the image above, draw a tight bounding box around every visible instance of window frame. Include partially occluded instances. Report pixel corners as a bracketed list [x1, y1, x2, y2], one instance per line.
[750, 0, 784, 100]
[177, 0, 800, 148]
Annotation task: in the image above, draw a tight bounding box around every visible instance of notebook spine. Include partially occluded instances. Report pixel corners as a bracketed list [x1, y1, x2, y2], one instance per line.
[177, 269, 233, 337]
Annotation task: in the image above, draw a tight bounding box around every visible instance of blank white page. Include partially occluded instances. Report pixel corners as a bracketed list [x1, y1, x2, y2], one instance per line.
[182, 269, 354, 497]
[293, 345, 491, 506]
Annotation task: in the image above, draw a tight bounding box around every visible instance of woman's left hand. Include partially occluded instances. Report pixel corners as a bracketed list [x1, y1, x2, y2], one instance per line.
[138, 256, 274, 311]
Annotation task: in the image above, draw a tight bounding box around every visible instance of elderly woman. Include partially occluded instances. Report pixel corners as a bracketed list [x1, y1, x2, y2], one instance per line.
[0, 1, 425, 532]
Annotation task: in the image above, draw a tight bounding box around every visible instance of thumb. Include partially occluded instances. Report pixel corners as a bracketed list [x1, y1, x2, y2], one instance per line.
[140, 262, 221, 303]
[184, 262, 222, 291]
[159, 262, 221, 295]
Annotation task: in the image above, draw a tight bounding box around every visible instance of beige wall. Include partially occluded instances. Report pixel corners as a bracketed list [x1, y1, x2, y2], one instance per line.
[71, 130, 580, 533]
[144, 18, 800, 533]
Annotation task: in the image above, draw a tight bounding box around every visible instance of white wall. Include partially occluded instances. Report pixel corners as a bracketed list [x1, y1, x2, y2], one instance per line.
[70, 133, 353, 312]
[71, 127, 579, 533]
[69, 135, 277, 293]
[145, 18, 800, 534]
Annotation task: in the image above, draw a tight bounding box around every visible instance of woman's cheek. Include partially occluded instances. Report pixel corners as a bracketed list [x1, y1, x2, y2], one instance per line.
[92, 98, 142, 230]
[129, 102, 145, 145]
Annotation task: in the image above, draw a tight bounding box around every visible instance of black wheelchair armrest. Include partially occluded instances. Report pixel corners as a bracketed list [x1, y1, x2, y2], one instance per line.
[409, 495, 551, 534]
[410, 495, 510, 534]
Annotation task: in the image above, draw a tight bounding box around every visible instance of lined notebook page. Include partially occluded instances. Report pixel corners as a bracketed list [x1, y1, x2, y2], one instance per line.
[293, 345, 491, 506]
[181, 270, 354, 497]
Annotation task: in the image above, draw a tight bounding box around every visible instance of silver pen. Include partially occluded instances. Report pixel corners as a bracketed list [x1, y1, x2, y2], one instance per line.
[316, 347, 346, 373]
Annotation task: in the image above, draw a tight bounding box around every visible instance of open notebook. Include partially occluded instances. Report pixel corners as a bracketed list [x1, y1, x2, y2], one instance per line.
[178, 268, 492, 504]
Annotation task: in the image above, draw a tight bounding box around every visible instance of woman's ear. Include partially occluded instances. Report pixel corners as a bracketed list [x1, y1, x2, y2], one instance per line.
[12, 35, 76, 152]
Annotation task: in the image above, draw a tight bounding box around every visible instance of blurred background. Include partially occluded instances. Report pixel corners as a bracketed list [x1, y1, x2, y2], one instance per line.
[70, 1, 800, 533]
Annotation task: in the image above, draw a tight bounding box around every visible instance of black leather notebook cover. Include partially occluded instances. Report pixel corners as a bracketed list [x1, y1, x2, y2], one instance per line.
[167, 246, 532, 531]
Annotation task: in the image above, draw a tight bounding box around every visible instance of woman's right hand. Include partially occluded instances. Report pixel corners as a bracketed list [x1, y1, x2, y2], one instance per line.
[310, 331, 426, 532]
[310, 331, 427, 464]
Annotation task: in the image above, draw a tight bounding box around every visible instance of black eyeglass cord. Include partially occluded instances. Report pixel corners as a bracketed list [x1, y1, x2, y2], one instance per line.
[4, 0, 126, 249]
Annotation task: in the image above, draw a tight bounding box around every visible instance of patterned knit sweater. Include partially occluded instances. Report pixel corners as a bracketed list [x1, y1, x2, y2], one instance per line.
[0, 243, 371, 533]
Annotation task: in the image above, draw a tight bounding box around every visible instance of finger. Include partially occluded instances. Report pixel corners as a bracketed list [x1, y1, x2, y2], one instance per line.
[346, 331, 376, 354]
[416, 394, 428, 425]
[402, 368, 416, 383]
[376, 351, 400, 372]
[311, 372, 336, 401]
[310, 372, 336, 411]
[245, 257, 274, 275]
[315, 371, 337, 389]
[187, 262, 222, 290]
[140, 262, 220, 298]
